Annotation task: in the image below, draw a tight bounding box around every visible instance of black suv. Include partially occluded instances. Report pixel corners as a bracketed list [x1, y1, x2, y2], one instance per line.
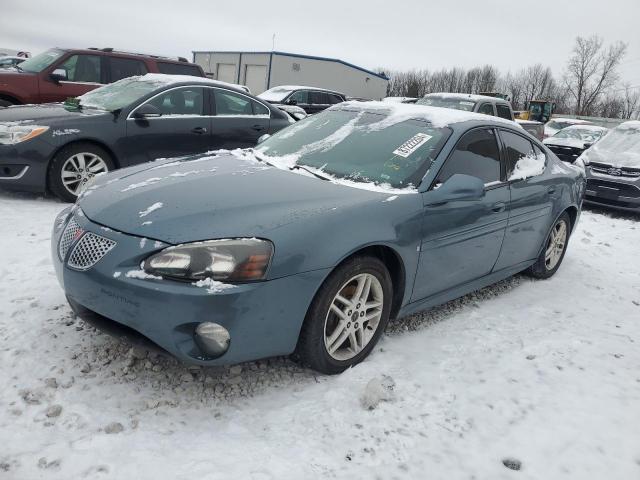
[258, 86, 346, 114]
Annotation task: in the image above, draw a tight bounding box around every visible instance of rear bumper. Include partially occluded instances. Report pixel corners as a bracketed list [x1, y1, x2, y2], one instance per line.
[51, 209, 329, 366]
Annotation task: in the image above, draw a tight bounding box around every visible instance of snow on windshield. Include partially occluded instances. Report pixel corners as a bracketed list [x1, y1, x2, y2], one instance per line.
[582, 121, 640, 167]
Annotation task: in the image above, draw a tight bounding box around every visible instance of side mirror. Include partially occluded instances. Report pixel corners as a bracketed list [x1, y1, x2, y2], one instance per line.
[133, 103, 162, 119]
[424, 174, 485, 205]
[257, 133, 271, 144]
[285, 98, 297, 106]
[583, 142, 593, 149]
[50, 68, 67, 83]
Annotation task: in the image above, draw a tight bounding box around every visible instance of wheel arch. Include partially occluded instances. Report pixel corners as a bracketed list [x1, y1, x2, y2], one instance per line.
[0, 93, 22, 105]
[49, 138, 120, 170]
[330, 244, 407, 320]
[564, 205, 579, 233]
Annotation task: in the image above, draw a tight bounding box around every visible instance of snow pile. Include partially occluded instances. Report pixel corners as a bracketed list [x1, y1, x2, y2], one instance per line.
[192, 278, 236, 294]
[125, 270, 161, 280]
[508, 152, 546, 181]
[138, 202, 163, 217]
[360, 375, 396, 410]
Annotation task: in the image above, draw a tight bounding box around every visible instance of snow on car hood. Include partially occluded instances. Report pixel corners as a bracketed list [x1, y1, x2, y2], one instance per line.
[543, 137, 586, 149]
[580, 121, 640, 168]
[77, 151, 391, 244]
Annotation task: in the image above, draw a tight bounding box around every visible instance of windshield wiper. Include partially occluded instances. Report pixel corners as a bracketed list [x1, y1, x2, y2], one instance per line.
[290, 164, 331, 181]
[252, 150, 278, 168]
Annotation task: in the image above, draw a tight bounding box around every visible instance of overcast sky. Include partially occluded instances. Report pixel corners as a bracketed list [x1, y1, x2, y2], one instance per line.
[2, 0, 639, 86]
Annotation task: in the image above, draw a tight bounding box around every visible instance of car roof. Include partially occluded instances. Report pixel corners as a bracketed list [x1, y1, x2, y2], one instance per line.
[424, 92, 510, 104]
[549, 118, 593, 125]
[563, 124, 608, 131]
[332, 101, 519, 129]
[263, 85, 344, 95]
[130, 73, 252, 94]
[55, 47, 191, 64]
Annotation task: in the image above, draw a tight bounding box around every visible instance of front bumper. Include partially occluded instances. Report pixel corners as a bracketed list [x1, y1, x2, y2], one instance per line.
[584, 171, 640, 212]
[51, 209, 329, 365]
[0, 139, 52, 192]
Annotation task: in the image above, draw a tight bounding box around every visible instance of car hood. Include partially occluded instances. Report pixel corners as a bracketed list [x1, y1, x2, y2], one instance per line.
[78, 151, 390, 244]
[0, 103, 109, 124]
[581, 145, 640, 169]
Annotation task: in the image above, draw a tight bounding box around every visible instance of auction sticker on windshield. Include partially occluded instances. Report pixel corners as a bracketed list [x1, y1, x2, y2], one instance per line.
[393, 133, 433, 158]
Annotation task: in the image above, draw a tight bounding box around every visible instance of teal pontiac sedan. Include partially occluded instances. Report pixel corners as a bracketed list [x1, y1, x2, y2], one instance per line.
[51, 102, 585, 374]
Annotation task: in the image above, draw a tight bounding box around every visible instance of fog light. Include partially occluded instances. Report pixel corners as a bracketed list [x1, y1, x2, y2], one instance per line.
[195, 322, 230, 357]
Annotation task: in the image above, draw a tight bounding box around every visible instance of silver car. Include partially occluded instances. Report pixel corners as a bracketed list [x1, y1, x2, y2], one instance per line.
[575, 121, 640, 212]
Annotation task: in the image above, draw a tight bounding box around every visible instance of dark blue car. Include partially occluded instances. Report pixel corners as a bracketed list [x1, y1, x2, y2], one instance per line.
[0, 74, 290, 201]
[51, 102, 585, 374]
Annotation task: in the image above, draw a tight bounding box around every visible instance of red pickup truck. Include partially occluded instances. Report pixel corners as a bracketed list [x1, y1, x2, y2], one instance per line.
[0, 47, 205, 107]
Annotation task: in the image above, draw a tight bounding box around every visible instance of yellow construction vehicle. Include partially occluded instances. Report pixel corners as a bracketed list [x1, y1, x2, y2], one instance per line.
[516, 100, 556, 123]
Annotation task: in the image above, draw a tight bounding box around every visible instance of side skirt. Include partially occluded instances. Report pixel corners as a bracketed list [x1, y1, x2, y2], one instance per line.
[396, 260, 534, 319]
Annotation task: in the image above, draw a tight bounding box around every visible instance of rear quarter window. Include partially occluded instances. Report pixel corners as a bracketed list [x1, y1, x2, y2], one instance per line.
[156, 62, 203, 77]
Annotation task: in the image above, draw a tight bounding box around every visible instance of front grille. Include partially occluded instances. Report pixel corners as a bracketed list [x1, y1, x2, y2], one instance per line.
[59, 218, 81, 259]
[67, 232, 116, 270]
[589, 162, 640, 178]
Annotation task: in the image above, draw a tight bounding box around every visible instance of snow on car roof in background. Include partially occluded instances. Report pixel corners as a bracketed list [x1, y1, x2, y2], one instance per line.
[260, 85, 342, 93]
[333, 100, 518, 128]
[563, 124, 608, 131]
[549, 118, 593, 125]
[423, 92, 509, 103]
[618, 120, 640, 130]
[137, 73, 245, 91]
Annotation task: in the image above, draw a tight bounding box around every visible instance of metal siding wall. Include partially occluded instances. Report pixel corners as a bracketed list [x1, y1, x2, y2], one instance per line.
[268, 55, 388, 100]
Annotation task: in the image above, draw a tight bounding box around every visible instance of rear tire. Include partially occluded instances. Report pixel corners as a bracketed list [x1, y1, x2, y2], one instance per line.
[294, 256, 393, 374]
[0, 99, 16, 108]
[526, 212, 570, 279]
[48, 143, 114, 202]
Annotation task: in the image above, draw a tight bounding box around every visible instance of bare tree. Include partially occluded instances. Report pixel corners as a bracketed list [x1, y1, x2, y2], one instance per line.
[565, 35, 627, 115]
[621, 83, 640, 119]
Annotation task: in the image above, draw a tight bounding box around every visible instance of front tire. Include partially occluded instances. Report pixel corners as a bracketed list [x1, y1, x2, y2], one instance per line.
[295, 256, 393, 374]
[526, 212, 570, 279]
[49, 143, 114, 202]
[0, 99, 16, 108]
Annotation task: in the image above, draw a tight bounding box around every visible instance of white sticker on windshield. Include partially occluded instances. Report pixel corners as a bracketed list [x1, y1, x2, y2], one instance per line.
[460, 101, 475, 106]
[392, 133, 432, 158]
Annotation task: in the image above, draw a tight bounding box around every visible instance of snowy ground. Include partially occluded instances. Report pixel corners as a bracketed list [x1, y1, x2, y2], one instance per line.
[1, 190, 639, 480]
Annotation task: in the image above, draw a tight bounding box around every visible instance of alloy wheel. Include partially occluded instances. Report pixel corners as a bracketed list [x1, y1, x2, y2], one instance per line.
[545, 219, 567, 270]
[323, 273, 384, 361]
[61, 152, 109, 196]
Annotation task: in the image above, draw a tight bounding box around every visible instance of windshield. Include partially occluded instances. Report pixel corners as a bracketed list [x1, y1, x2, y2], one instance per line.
[74, 76, 166, 111]
[256, 108, 451, 189]
[17, 49, 64, 73]
[416, 96, 476, 112]
[258, 87, 294, 102]
[555, 127, 606, 143]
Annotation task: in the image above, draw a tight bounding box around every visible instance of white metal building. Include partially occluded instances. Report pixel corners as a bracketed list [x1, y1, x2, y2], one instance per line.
[191, 50, 389, 100]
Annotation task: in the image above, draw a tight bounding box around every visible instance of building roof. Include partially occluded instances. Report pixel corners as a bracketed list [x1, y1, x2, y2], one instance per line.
[192, 50, 389, 81]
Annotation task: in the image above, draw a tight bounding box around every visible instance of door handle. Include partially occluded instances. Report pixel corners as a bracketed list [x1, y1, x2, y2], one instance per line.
[251, 124, 265, 132]
[191, 127, 207, 134]
[491, 202, 506, 213]
[547, 186, 556, 195]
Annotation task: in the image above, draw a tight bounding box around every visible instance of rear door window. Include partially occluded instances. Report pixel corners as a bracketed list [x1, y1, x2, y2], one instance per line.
[477, 103, 495, 116]
[496, 104, 512, 119]
[328, 94, 344, 104]
[500, 130, 546, 180]
[58, 54, 102, 83]
[147, 87, 205, 115]
[157, 62, 203, 77]
[288, 90, 308, 104]
[109, 57, 148, 82]
[436, 128, 501, 185]
[214, 89, 266, 116]
[309, 91, 329, 104]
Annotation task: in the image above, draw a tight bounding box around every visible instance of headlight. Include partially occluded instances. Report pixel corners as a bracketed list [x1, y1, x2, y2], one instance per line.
[143, 238, 274, 282]
[0, 125, 49, 145]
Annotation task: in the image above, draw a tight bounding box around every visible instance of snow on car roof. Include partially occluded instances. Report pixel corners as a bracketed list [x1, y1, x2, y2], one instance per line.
[563, 124, 608, 131]
[137, 73, 245, 91]
[618, 120, 640, 130]
[549, 118, 593, 125]
[423, 92, 508, 103]
[333, 100, 518, 128]
[260, 85, 343, 94]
